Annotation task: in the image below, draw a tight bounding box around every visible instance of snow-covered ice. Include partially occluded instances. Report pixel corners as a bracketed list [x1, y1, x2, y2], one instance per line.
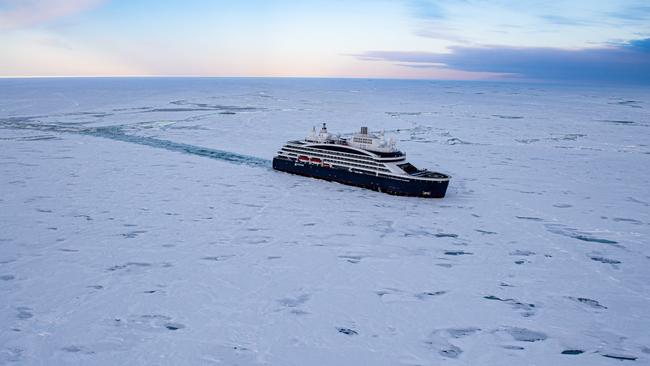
[1, 77, 649, 365]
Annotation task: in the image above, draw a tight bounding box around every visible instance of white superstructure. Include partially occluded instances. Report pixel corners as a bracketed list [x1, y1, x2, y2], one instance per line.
[275, 124, 447, 181]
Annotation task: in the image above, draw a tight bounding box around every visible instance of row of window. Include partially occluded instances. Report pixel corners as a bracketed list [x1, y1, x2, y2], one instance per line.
[278, 149, 436, 182]
[353, 137, 373, 144]
[378, 173, 410, 182]
[290, 142, 405, 161]
[281, 148, 391, 173]
[289, 154, 391, 174]
[287, 144, 375, 162]
[317, 144, 405, 162]
[332, 160, 391, 173]
[282, 146, 387, 169]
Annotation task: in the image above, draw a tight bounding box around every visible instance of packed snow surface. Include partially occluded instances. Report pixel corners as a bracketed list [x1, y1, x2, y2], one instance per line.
[1, 78, 649, 365]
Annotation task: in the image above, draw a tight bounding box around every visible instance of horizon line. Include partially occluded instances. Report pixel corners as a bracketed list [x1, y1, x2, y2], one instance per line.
[1, 75, 645, 88]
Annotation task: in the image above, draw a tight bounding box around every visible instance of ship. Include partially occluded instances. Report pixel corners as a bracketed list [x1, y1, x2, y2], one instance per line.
[272, 124, 450, 198]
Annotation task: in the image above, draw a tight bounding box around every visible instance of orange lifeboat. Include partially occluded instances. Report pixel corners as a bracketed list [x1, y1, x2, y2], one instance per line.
[310, 157, 322, 164]
[298, 155, 309, 162]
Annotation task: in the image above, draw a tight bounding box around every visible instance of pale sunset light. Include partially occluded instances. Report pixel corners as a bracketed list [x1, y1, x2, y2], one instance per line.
[1, 0, 648, 83]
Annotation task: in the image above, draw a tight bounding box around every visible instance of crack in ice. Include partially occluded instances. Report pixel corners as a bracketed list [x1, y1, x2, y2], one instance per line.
[0, 118, 271, 169]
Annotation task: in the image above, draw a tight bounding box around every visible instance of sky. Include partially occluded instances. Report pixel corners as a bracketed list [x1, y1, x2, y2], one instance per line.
[0, 0, 649, 84]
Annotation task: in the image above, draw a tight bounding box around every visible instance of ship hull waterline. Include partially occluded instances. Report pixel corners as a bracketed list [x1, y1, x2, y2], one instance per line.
[273, 157, 449, 198]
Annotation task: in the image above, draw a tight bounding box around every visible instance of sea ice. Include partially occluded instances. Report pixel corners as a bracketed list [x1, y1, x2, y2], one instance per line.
[1, 78, 649, 365]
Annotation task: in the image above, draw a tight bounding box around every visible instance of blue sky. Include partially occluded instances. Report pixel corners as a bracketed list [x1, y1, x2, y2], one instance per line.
[0, 0, 648, 83]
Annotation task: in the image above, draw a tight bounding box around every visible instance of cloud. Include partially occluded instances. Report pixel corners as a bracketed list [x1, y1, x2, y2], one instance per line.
[407, 0, 446, 20]
[539, 15, 597, 26]
[0, 0, 107, 29]
[0, 30, 142, 76]
[413, 26, 470, 44]
[353, 39, 650, 84]
[608, 5, 650, 22]
[627, 38, 650, 52]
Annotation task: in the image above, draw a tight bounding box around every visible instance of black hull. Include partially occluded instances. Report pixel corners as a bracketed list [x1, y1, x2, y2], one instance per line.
[273, 157, 449, 198]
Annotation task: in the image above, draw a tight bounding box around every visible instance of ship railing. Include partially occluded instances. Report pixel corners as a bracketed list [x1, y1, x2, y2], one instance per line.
[410, 170, 450, 179]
